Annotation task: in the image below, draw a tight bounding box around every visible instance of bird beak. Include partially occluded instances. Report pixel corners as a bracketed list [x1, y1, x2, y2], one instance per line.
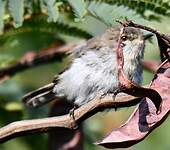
[143, 33, 154, 40]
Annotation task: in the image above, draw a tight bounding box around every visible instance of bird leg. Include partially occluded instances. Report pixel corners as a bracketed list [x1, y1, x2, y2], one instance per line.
[69, 106, 78, 129]
[99, 91, 116, 100]
[99, 91, 119, 111]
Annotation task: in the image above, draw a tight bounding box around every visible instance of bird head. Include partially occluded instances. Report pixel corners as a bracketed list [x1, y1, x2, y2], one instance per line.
[120, 27, 153, 59]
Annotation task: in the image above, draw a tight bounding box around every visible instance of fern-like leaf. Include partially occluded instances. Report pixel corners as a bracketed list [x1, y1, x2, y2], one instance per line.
[1, 16, 92, 40]
[44, 0, 63, 22]
[88, 2, 139, 26]
[88, 2, 143, 26]
[0, 0, 169, 34]
[67, 0, 87, 21]
[0, 0, 6, 34]
[8, 0, 24, 27]
[93, 0, 170, 19]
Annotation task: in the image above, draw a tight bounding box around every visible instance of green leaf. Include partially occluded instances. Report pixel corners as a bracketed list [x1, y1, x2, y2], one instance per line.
[0, 16, 92, 40]
[88, 2, 115, 26]
[40, 0, 47, 14]
[8, 0, 24, 28]
[93, 0, 170, 20]
[0, 54, 14, 68]
[44, 0, 62, 22]
[67, 0, 87, 21]
[5, 102, 23, 111]
[24, 1, 33, 15]
[0, 0, 6, 34]
[88, 2, 142, 26]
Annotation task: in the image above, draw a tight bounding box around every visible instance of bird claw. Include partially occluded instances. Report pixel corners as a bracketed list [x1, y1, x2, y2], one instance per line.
[99, 91, 118, 100]
[99, 91, 121, 111]
[69, 106, 78, 129]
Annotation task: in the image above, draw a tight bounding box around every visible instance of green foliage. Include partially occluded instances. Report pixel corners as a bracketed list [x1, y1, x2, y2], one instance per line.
[0, 0, 169, 35]
[0, 54, 15, 68]
[88, 2, 115, 26]
[67, 0, 87, 21]
[88, 2, 141, 26]
[44, 0, 63, 22]
[8, 0, 24, 28]
[97, 0, 170, 19]
[0, 0, 5, 35]
[0, 16, 92, 42]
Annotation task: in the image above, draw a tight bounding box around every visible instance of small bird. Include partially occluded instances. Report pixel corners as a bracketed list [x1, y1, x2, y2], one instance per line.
[22, 26, 152, 107]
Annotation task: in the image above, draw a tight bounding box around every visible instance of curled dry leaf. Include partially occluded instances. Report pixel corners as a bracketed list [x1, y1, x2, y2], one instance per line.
[97, 60, 170, 149]
[116, 26, 162, 113]
[156, 35, 170, 61]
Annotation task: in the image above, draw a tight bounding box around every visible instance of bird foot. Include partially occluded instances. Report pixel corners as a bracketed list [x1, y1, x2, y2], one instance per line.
[69, 106, 78, 130]
[99, 90, 121, 111]
[99, 92, 117, 100]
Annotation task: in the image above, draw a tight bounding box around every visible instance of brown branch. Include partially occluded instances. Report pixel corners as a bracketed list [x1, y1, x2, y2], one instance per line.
[142, 60, 160, 73]
[0, 43, 77, 84]
[0, 94, 141, 143]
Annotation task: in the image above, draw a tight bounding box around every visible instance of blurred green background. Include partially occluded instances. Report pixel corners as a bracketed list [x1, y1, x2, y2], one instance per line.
[0, 0, 170, 150]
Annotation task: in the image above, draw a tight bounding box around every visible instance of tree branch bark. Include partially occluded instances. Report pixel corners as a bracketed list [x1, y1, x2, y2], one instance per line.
[0, 94, 141, 143]
[0, 43, 76, 83]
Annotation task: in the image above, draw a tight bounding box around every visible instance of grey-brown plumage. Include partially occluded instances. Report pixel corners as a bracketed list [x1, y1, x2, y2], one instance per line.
[22, 27, 150, 107]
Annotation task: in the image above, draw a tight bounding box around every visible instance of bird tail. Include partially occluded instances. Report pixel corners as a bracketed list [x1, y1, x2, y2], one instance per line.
[22, 83, 56, 107]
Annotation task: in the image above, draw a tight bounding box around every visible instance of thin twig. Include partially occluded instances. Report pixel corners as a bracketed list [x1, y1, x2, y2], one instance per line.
[118, 20, 170, 61]
[142, 60, 160, 73]
[117, 20, 170, 43]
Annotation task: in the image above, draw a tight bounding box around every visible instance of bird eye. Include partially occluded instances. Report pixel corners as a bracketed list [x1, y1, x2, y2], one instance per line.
[121, 35, 127, 41]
